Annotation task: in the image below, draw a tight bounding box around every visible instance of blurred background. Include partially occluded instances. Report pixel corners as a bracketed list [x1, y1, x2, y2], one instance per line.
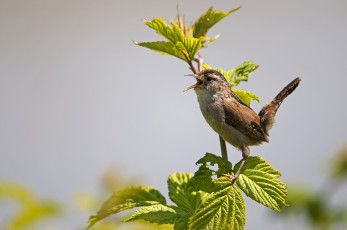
[1, 0, 347, 229]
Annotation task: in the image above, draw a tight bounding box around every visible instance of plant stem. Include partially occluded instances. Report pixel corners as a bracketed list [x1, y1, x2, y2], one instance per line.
[219, 136, 228, 160]
[195, 51, 203, 72]
[181, 50, 197, 74]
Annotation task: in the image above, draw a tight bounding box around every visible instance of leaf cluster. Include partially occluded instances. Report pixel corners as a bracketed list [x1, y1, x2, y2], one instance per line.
[88, 154, 287, 230]
[134, 7, 239, 64]
[135, 7, 260, 107]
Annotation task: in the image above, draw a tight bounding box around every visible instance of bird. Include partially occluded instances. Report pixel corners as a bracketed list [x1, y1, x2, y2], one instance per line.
[185, 69, 301, 181]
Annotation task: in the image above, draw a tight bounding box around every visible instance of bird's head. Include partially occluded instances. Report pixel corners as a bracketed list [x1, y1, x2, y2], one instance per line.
[185, 69, 230, 94]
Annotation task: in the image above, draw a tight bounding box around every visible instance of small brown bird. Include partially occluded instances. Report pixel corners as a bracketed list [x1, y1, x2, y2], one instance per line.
[185, 69, 301, 181]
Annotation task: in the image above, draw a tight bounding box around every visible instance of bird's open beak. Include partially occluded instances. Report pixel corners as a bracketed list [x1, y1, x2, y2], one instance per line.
[184, 74, 204, 92]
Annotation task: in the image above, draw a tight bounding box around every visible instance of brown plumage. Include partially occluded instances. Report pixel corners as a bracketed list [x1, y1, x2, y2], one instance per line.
[258, 77, 301, 135]
[186, 69, 301, 181]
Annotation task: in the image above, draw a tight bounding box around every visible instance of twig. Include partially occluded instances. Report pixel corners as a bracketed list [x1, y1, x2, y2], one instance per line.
[219, 136, 228, 160]
[194, 51, 204, 72]
[181, 50, 197, 74]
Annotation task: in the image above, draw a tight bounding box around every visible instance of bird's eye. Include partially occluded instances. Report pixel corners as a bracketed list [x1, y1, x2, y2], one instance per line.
[206, 77, 213, 81]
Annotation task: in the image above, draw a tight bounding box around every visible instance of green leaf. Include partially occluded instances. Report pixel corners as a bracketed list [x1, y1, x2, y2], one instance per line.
[197, 153, 233, 176]
[232, 89, 259, 107]
[141, 19, 201, 62]
[88, 185, 166, 228]
[134, 41, 186, 61]
[145, 19, 184, 44]
[175, 7, 228, 46]
[188, 184, 245, 230]
[124, 177, 200, 230]
[202, 63, 237, 87]
[168, 172, 208, 213]
[0, 183, 60, 230]
[124, 204, 189, 226]
[10, 202, 59, 230]
[211, 176, 236, 188]
[200, 34, 220, 45]
[203, 61, 259, 87]
[232, 61, 259, 86]
[189, 153, 233, 193]
[174, 216, 190, 230]
[202, 63, 212, 69]
[189, 164, 217, 193]
[234, 156, 288, 211]
[235, 156, 282, 179]
[193, 6, 241, 39]
[176, 37, 202, 62]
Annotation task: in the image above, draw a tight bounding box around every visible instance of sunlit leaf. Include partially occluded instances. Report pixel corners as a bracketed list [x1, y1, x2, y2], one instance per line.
[236, 156, 282, 179]
[188, 184, 245, 230]
[124, 204, 188, 226]
[144, 19, 184, 44]
[0, 183, 60, 230]
[189, 153, 233, 193]
[140, 19, 201, 63]
[134, 41, 186, 61]
[232, 61, 259, 86]
[88, 186, 166, 228]
[197, 153, 233, 176]
[176, 7, 228, 46]
[232, 89, 259, 107]
[200, 34, 220, 45]
[203, 61, 259, 87]
[203, 62, 260, 106]
[234, 156, 287, 211]
[176, 37, 202, 61]
[193, 6, 241, 39]
[168, 172, 208, 214]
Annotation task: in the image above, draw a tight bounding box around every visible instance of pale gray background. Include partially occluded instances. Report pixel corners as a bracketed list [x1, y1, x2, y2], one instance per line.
[1, 0, 347, 229]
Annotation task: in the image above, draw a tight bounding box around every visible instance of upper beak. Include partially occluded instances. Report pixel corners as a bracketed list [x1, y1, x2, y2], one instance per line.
[184, 74, 204, 92]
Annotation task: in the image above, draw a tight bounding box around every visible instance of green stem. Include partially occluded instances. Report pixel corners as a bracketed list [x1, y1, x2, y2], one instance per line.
[219, 136, 228, 160]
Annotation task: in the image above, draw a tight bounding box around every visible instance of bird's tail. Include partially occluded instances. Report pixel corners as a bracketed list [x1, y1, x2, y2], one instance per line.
[258, 77, 301, 135]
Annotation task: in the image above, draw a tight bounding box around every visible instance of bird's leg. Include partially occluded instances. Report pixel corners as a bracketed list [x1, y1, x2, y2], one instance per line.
[219, 136, 228, 161]
[222, 145, 249, 182]
[231, 156, 248, 181]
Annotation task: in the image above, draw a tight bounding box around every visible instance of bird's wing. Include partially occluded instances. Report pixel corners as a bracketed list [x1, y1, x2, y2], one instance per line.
[230, 89, 252, 109]
[223, 98, 269, 142]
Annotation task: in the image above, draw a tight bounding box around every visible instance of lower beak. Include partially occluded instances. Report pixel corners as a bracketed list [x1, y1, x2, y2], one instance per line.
[184, 75, 204, 92]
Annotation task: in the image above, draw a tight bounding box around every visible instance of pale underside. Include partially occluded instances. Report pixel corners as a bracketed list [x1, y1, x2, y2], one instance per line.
[196, 90, 268, 150]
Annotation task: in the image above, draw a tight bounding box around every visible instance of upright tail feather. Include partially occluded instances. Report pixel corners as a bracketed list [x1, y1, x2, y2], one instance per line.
[258, 77, 301, 135]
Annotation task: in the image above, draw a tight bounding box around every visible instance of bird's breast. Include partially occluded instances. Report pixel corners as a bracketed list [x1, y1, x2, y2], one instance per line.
[196, 93, 224, 129]
[196, 92, 252, 149]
